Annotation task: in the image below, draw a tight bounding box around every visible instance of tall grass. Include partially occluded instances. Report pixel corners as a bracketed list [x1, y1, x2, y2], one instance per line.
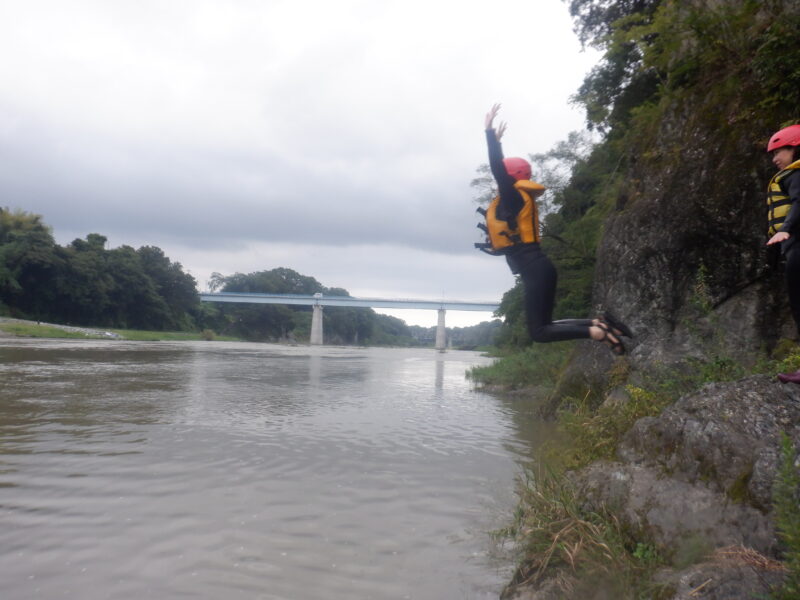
[487, 341, 800, 596]
[500, 466, 672, 600]
[467, 342, 574, 389]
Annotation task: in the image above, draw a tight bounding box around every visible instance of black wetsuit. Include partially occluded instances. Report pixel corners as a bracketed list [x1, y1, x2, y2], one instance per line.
[776, 169, 800, 335]
[486, 129, 592, 343]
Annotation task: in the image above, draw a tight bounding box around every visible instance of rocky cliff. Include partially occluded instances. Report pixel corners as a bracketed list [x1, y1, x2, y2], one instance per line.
[505, 2, 800, 595]
[507, 376, 799, 599]
[513, 115, 800, 600]
[524, 119, 800, 598]
[594, 108, 792, 366]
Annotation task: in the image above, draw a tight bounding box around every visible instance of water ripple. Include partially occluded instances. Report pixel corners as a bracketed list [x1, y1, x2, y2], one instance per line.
[0, 341, 537, 599]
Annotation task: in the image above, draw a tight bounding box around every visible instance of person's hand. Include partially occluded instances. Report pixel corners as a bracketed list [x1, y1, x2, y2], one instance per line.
[496, 120, 507, 140]
[767, 231, 790, 245]
[484, 103, 501, 130]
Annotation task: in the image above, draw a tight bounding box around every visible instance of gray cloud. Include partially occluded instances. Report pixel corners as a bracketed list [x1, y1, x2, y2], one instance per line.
[0, 0, 600, 323]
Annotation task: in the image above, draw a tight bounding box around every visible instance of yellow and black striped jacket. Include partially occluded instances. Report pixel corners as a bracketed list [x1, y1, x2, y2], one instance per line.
[767, 160, 800, 235]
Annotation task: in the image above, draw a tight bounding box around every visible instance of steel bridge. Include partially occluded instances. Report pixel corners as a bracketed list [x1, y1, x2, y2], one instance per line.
[199, 292, 500, 350]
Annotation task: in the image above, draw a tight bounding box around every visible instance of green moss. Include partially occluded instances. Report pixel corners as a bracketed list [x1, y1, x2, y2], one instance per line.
[726, 466, 754, 504]
[670, 534, 714, 570]
[772, 339, 800, 362]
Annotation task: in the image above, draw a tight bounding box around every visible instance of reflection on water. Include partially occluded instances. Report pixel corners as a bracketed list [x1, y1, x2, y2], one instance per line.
[0, 339, 543, 599]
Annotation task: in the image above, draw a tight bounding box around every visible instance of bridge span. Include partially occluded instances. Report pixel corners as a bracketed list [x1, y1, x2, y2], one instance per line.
[199, 292, 500, 350]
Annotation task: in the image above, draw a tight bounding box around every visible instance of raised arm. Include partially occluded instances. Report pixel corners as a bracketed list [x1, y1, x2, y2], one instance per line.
[484, 104, 522, 218]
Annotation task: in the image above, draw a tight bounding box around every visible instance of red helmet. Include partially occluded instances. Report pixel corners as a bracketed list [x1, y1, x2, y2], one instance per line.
[767, 124, 800, 152]
[503, 157, 532, 181]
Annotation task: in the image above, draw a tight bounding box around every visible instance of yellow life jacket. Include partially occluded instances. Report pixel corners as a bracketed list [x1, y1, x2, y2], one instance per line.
[475, 180, 546, 255]
[767, 159, 800, 235]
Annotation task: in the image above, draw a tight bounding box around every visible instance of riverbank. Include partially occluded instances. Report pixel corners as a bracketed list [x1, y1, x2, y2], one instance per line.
[0, 317, 122, 339]
[0, 317, 233, 342]
[471, 342, 800, 599]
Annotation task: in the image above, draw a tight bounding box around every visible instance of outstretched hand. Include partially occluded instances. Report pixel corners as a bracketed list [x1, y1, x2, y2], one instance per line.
[484, 103, 501, 129]
[767, 231, 790, 245]
[485, 103, 506, 140]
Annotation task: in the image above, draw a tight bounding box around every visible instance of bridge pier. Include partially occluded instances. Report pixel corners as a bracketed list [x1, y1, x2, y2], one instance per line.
[435, 309, 446, 352]
[310, 304, 323, 345]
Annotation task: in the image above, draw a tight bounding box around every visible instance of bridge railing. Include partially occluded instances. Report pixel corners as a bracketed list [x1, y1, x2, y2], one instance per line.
[199, 292, 500, 312]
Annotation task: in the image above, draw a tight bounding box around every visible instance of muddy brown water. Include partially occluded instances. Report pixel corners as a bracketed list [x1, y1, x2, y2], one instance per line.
[0, 339, 543, 599]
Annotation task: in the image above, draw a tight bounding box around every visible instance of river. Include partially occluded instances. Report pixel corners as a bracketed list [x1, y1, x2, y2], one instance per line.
[0, 339, 542, 599]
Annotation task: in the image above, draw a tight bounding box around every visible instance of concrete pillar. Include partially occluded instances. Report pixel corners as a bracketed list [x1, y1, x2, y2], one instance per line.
[310, 304, 324, 345]
[435, 309, 446, 352]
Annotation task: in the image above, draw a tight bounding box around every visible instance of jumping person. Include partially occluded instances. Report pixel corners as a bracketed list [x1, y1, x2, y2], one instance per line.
[479, 104, 632, 354]
[764, 124, 800, 383]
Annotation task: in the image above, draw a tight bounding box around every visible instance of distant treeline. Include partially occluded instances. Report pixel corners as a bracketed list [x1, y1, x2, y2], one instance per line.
[203, 270, 501, 346]
[204, 268, 419, 345]
[0, 208, 198, 330]
[0, 208, 499, 346]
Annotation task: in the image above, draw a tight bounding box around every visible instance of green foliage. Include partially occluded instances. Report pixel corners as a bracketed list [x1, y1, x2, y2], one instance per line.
[536, 351, 752, 472]
[1, 208, 199, 330]
[689, 262, 713, 314]
[501, 466, 670, 599]
[470, 163, 496, 207]
[567, 0, 663, 48]
[489, 5, 800, 593]
[493, 280, 528, 347]
[568, 0, 663, 133]
[467, 341, 573, 390]
[205, 268, 420, 345]
[491, 345, 800, 596]
[632, 542, 661, 565]
[578, 0, 800, 144]
[486, 0, 800, 351]
[0, 208, 62, 319]
[449, 319, 502, 349]
[556, 384, 670, 469]
[772, 433, 800, 599]
[773, 346, 800, 375]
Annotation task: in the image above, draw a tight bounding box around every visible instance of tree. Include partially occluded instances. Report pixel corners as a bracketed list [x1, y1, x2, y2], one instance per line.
[1, 210, 200, 330]
[207, 268, 419, 345]
[105, 245, 172, 329]
[567, 0, 664, 133]
[54, 234, 114, 324]
[0, 208, 61, 319]
[137, 246, 199, 329]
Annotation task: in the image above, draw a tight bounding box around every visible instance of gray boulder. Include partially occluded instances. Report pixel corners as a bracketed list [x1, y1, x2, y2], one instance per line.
[618, 375, 800, 510]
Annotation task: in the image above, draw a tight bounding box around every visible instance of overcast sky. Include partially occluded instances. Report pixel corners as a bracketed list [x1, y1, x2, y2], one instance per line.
[0, 0, 600, 327]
